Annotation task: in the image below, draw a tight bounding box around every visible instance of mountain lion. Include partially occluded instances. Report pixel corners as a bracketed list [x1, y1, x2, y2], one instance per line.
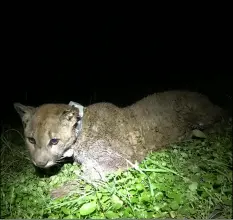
[14, 90, 227, 184]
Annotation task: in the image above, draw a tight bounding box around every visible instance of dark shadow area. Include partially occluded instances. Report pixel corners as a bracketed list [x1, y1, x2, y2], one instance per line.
[34, 157, 75, 178]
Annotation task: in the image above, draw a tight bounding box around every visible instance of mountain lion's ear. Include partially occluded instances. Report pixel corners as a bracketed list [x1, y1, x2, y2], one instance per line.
[14, 103, 35, 118]
[14, 103, 36, 127]
[60, 107, 80, 125]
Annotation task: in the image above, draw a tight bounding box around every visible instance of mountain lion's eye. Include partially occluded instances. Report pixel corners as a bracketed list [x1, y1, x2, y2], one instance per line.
[49, 138, 59, 145]
[28, 137, 36, 144]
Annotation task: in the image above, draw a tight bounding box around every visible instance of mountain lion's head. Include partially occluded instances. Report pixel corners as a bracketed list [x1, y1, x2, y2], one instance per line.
[14, 103, 81, 168]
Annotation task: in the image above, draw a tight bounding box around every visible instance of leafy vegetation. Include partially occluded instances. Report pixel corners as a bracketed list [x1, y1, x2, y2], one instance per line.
[1, 126, 232, 219]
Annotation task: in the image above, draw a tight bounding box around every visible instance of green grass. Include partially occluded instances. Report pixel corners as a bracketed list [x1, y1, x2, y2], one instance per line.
[1, 126, 232, 219]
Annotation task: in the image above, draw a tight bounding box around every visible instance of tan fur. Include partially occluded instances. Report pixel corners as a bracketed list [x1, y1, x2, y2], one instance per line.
[14, 90, 225, 183]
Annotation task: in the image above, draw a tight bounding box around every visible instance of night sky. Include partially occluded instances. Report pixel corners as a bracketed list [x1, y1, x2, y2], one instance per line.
[2, 13, 232, 129]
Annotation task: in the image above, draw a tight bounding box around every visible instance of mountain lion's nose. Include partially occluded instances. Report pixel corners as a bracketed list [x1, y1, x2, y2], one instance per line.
[32, 159, 49, 168]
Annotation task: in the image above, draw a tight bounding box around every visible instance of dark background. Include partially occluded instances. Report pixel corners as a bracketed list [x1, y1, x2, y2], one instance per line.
[2, 11, 232, 129]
